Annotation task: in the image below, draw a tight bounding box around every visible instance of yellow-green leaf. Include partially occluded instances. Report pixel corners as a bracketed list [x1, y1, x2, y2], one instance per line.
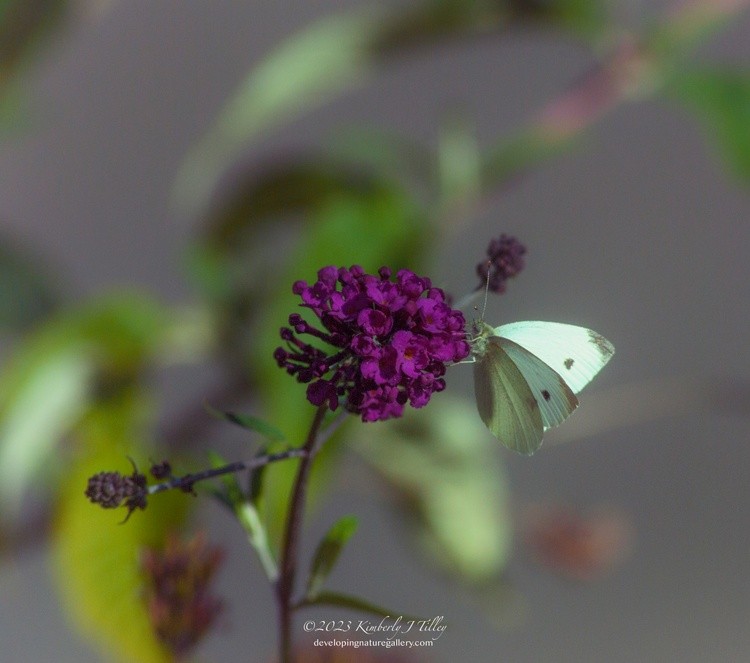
[52, 400, 189, 663]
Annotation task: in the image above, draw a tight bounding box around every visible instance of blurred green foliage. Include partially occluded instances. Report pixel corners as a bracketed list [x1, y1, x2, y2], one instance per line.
[174, 0, 606, 212]
[668, 68, 750, 180]
[354, 398, 512, 583]
[0, 294, 169, 520]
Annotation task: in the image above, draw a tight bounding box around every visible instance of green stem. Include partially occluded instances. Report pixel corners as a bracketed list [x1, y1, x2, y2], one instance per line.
[275, 405, 328, 663]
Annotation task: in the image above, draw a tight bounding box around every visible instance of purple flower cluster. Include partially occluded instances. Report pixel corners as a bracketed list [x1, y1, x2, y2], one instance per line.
[275, 266, 470, 422]
[477, 234, 526, 294]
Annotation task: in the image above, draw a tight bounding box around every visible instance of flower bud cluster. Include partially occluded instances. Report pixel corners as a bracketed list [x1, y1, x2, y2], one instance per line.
[476, 234, 526, 294]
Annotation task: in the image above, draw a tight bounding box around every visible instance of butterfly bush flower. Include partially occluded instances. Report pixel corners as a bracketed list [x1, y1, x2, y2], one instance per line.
[275, 266, 470, 422]
[476, 234, 526, 294]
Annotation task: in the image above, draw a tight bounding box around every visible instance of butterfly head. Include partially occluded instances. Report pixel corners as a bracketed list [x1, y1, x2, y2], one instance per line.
[469, 319, 496, 359]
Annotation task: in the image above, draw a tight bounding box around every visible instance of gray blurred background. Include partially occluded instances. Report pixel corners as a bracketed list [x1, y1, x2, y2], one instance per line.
[1, 1, 749, 661]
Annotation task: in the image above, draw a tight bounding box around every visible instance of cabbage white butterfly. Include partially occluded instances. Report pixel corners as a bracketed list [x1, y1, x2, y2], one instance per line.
[472, 321, 614, 454]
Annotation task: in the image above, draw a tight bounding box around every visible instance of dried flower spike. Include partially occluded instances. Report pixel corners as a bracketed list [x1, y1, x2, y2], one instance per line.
[84, 461, 148, 518]
[275, 265, 470, 422]
[140, 533, 225, 658]
[476, 234, 526, 294]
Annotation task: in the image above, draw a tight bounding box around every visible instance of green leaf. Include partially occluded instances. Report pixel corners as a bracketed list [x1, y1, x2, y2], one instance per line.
[0, 344, 92, 520]
[174, 9, 382, 211]
[52, 397, 189, 663]
[354, 397, 512, 584]
[667, 67, 750, 180]
[305, 515, 358, 600]
[174, 0, 605, 212]
[0, 293, 176, 522]
[201, 452, 279, 579]
[204, 402, 286, 442]
[300, 591, 415, 620]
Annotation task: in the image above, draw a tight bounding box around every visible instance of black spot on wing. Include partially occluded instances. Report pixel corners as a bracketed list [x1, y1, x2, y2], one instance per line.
[564, 358, 574, 370]
[542, 389, 551, 401]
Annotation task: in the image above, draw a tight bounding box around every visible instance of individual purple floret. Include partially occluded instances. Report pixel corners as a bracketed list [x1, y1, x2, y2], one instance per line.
[275, 265, 471, 422]
[476, 234, 526, 294]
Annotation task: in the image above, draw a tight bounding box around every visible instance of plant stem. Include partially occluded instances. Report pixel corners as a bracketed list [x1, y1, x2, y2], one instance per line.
[146, 448, 307, 496]
[275, 405, 328, 663]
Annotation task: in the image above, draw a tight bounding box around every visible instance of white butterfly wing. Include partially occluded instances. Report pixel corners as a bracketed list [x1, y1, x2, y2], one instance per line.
[495, 321, 614, 394]
[498, 337, 578, 432]
[473, 338, 544, 455]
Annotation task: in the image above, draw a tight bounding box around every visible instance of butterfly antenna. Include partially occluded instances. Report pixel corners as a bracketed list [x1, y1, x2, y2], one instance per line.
[479, 259, 491, 321]
[467, 260, 492, 338]
[453, 260, 492, 317]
